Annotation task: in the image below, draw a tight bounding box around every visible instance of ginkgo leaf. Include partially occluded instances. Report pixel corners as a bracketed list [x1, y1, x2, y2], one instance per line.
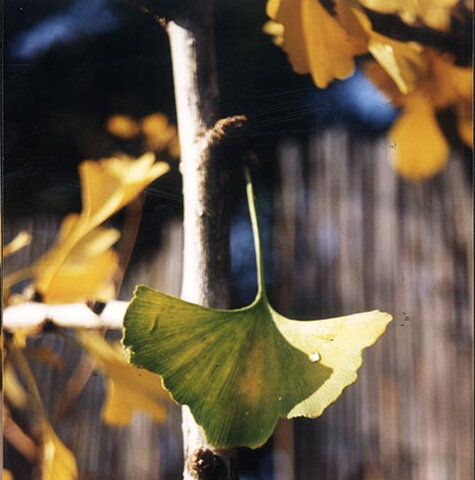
[33, 153, 169, 302]
[267, 0, 366, 88]
[390, 92, 449, 180]
[262, 20, 285, 46]
[456, 102, 473, 147]
[425, 51, 473, 108]
[35, 221, 120, 303]
[3, 470, 14, 480]
[351, 8, 425, 94]
[3, 231, 31, 257]
[79, 153, 169, 231]
[4, 363, 29, 409]
[76, 331, 168, 425]
[123, 169, 392, 448]
[365, 53, 471, 180]
[359, 0, 458, 31]
[141, 113, 180, 156]
[106, 114, 141, 139]
[41, 423, 78, 480]
[367, 37, 423, 94]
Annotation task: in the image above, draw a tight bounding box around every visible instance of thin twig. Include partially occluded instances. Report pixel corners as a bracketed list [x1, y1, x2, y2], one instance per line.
[3, 415, 38, 463]
[3, 301, 128, 331]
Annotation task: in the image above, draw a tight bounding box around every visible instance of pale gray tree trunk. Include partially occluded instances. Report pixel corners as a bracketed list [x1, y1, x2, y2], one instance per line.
[166, 2, 238, 478]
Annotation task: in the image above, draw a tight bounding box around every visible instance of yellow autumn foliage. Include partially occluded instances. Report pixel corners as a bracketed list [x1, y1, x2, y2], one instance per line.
[3, 470, 14, 480]
[267, 0, 366, 88]
[265, 0, 472, 181]
[33, 153, 169, 303]
[3, 231, 32, 258]
[41, 423, 78, 480]
[359, 0, 458, 31]
[106, 114, 140, 139]
[141, 113, 180, 156]
[366, 49, 472, 180]
[76, 331, 169, 425]
[106, 112, 180, 158]
[4, 363, 29, 409]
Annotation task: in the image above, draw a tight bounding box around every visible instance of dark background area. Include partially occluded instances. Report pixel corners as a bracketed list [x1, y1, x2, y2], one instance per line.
[4, 0, 403, 218]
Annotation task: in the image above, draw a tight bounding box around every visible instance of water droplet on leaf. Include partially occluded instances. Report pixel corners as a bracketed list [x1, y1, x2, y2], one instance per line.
[308, 352, 320, 363]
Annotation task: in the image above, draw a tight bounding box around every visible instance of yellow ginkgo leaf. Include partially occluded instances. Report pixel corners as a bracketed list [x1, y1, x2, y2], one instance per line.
[35, 222, 120, 303]
[141, 113, 179, 156]
[9, 328, 37, 349]
[368, 37, 423, 94]
[263, 20, 285, 46]
[359, 0, 458, 31]
[425, 51, 473, 108]
[4, 363, 29, 409]
[106, 114, 140, 139]
[76, 331, 168, 425]
[33, 153, 169, 302]
[390, 92, 449, 181]
[365, 53, 471, 180]
[302, 0, 367, 87]
[3, 470, 14, 480]
[41, 423, 78, 480]
[456, 102, 473, 147]
[3, 231, 31, 257]
[80, 153, 169, 230]
[352, 8, 425, 94]
[266, 0, 308, 74]
[267, 0, 366, 88]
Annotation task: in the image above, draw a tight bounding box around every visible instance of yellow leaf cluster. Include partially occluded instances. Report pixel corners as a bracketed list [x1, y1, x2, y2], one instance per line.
[266, 0, 425, 90]
[33, 153, 169, 303]
[106, 113, 180, 158]
[76, 331, 169, 425]
[266, 0, 366, 88]
[265, 0, 472, 181]
[360, 0, 458, 31]
[366, 50, 472, 180]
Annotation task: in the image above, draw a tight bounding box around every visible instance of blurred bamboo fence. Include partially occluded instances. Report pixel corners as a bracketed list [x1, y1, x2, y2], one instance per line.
[4, 130, 473, 480]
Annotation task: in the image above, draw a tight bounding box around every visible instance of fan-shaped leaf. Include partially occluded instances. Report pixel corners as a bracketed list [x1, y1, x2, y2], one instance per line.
[33, 153, 169, 302]
[390, 92, 449, 180]
[267, 0, 366, 88]
[359, 0, 458, 31]
[124, 287, 390, 448]
[76, 331, 168, 425]
[35, 221, 120, 303]
[123, 169, 392, 448]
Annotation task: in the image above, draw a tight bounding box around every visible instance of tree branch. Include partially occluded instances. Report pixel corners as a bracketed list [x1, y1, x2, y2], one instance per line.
[3, 301, 127, 331]
[166, 1, 238, 478]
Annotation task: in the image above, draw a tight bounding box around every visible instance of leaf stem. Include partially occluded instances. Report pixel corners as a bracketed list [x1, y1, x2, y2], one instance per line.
[244, 167, 267, 300]
[7, 337, 48, 419]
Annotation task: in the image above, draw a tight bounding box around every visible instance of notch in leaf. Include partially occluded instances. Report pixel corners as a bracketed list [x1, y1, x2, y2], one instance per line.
[123, 168, 392, 448]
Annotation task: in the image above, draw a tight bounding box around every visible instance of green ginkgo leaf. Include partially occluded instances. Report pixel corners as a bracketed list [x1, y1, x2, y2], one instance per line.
[123, 169, 392, 449]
